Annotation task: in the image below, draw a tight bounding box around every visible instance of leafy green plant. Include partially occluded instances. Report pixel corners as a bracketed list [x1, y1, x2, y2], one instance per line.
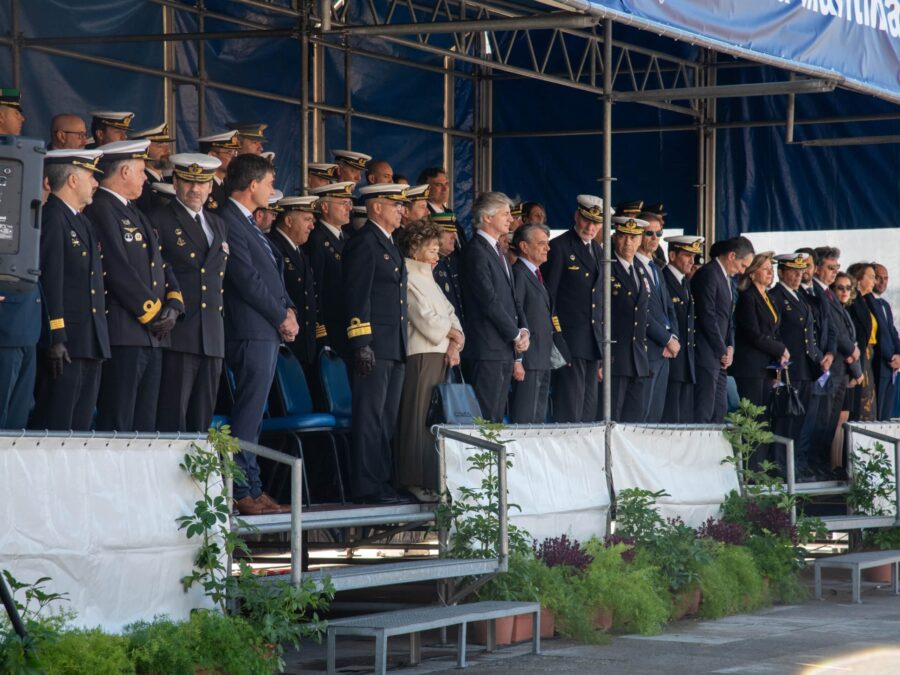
[180, 609, 275, 675]
[0, 571, 73, 674]
[235, 566, 333, 671]
[177, 424, 251, 612]
[581, 539, 671, 636]
[848, 442, 895, 517]
[698, 542, 766, 619]
[124, 616, 195, 675]
[437, 419, 531, 559]
[614, 488, 669, 544]
[40, 628, 133, 675]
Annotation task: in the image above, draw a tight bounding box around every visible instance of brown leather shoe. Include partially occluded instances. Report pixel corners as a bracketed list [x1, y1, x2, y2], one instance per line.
[256, 492, 292, 514]
[234, 495, 274, 516]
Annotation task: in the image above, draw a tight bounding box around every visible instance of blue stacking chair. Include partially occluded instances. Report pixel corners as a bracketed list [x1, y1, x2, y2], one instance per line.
[261, 348, 345, 505]
[318, 348, 352, 429]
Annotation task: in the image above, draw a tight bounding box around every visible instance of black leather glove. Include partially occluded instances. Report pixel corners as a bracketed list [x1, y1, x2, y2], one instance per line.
[149, 307, 179, 338]
[354, 346, 376, 377]
[47, 342, 71, 379]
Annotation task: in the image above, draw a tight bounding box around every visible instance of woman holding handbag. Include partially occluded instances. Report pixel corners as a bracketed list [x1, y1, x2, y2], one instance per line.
[394, 219, 465, 502]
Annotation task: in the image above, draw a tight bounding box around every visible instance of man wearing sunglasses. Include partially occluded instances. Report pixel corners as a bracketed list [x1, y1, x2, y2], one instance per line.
[630, 200, 679, 423]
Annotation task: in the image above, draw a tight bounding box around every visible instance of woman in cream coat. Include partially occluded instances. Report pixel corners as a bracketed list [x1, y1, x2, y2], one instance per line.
[394, 219, 464, 502]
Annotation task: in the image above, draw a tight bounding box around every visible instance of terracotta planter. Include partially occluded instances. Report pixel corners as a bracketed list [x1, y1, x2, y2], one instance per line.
[592, 606, 614, 632]
[671, 586, 702, 619]
[470, 615, 515, 646]
[539, 609, 556, 638]
[863, 563, 895, 583]
[512, 613, 534, 642]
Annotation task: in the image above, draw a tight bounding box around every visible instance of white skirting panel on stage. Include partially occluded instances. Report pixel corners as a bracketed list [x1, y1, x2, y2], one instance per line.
[847, 422, 900, 514]
[0, 434, 214, 632]
[442, 424, 611, 543]
[610, 425, 740, 527]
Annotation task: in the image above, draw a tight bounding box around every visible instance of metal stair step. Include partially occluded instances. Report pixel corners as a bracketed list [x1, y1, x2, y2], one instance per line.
[259, 557, 500, 592]
[790, 480, 850, 496]
[327, 600, 540, 634]
[819, 515, 898, 531]
[235, 503, 436, 534]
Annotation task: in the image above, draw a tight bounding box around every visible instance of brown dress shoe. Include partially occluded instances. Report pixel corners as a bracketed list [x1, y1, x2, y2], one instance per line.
[256, 492, 292, 514]
[234, 495, 274, 516]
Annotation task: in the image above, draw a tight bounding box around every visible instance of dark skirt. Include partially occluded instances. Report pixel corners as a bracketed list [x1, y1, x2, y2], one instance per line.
[850, 345, 877, 421]
[394, 352, 447, 490]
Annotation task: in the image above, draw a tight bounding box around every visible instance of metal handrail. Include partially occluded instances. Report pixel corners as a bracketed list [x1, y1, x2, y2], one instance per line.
[433, 425, 510, 571]
[844, 423, 900, 526]
[235, 439, 303, 585]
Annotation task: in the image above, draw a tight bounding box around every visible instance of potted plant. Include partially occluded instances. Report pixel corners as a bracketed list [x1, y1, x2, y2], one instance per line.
[847, 441, 900, 581]
[533, 535, 592, 638]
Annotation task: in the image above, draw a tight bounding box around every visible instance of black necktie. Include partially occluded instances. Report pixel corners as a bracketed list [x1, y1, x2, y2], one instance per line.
[631, 264, 639, 289]
[196, 214, 211, 248]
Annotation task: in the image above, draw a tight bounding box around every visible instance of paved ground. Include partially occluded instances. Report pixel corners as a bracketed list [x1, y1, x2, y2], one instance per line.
[287, 570, 900, 674]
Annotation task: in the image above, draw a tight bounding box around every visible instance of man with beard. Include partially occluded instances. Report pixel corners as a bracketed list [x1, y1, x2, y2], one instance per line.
[133, 122, 175, 213]
[152, 154, 229, 433]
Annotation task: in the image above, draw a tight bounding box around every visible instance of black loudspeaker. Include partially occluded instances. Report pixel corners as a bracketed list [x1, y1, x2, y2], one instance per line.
[0, 135, 45, 295]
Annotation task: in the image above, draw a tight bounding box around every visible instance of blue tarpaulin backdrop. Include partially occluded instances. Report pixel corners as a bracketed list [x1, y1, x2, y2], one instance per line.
[0, 0, 897, 238]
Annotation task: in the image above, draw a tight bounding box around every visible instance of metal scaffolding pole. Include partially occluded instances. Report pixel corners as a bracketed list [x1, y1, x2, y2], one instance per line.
[11, 0, 20, 90]
[443, 54, 456, 202]
[704, 51, 718, 244]
[162, 4, 177, 138]
[601, 17, 612, 424]
[695, 52, 707, 248]
[343, 34, 352, 148]
[300, 1, 310, 192]
[197, 0, 206, 134]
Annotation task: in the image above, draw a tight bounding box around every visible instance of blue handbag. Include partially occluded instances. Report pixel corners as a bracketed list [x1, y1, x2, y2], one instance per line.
[426, 366, 483, 426]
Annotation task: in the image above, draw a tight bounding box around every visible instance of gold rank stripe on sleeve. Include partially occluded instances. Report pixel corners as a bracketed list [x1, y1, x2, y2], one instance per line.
[49, 318, 65, 331]
[315, 323, 328, 338]
[166, 290, 184, 303]
[552, 316, 562, 333]
[138, 298, 162, 324]
[346, 318, 372, 338]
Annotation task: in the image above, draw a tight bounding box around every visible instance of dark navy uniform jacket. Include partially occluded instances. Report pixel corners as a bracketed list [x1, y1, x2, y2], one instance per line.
[151, 199, 228, 358]
[692, 260, 735, 370]
[610, 257, 650, 378]
[769, 283, 824, 382]
[305, 220, 349, 357]
[541, 228, 603, 362]
[268, 228, 319, 366]
[40, 194, 110, 360]
[84, 188, 184, 347]
[219, 199, 294, 343]
[433, 251, 464, 330]
[206, 178, 227, 213]
[460, 232, 527, 361]
[342, 220, 408, 361]
[135, 170, 170, 214]
[663, 266, 696, 384]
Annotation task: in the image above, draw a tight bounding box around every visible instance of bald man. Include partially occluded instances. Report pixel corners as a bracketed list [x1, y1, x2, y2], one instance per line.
[49, 114, 88, 150]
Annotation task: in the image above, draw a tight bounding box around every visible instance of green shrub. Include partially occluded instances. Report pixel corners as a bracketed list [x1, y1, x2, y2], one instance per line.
[41, 628, 133, 675]
[125, 616, 195, 675]
[582, 540, 671, 636]
[699, 543, 766, 619]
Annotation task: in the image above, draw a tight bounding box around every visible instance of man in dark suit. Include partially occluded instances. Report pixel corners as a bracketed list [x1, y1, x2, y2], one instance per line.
[198, 130, 241, 211]
[692, 236, 755, 423]
[510, 224, 559, 423]
[631, 201, 680, 423]
[609, 216, 651, 422]
[133, 122, 174, 214]
[84, 140, 184, 432]
[152, 153, 229, 433]
[431, 212, 465, 328]
[541, 195, 605, 422]
[662, 236, 703, 423]
[32, 150, 110, 431]
[770, 252, 827, 474]
[267, 196, 319, 375]
[219, 154, 297, 515]
[461, 192, 530, 422]
[812, 247, 859, 474]
[344, 183, 410, 503]
[872, 263, 900, 420]
[306, 182, 356, 358]
[0, 87, 41, 430]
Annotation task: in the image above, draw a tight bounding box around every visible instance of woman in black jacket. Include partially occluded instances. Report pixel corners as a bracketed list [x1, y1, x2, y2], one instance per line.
[846, 262, 878, 421]
[731, 252, 789, 408]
